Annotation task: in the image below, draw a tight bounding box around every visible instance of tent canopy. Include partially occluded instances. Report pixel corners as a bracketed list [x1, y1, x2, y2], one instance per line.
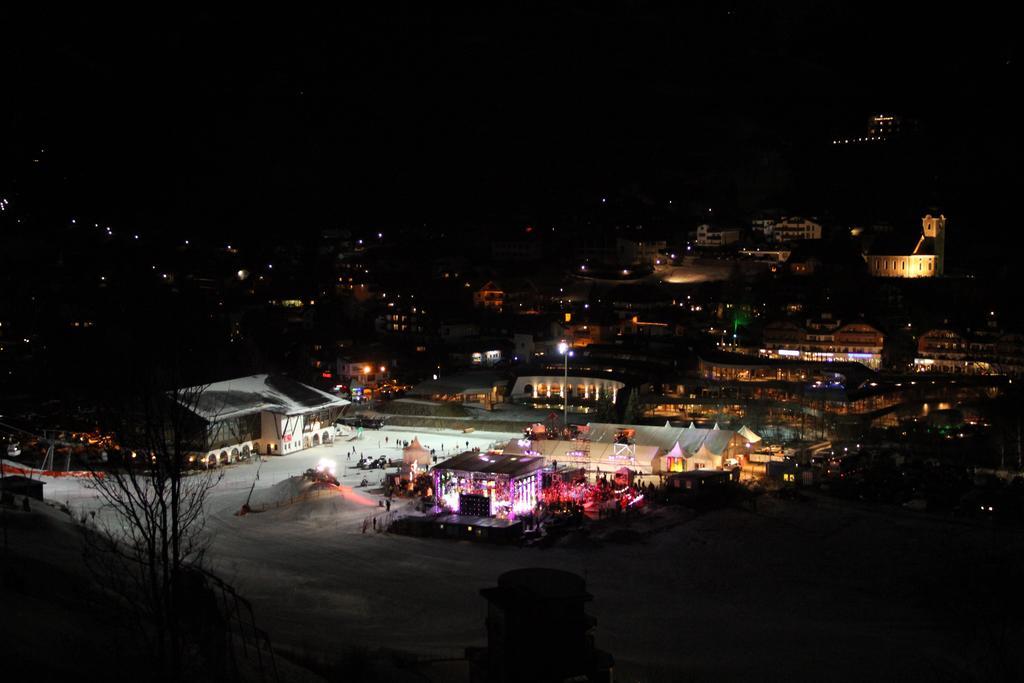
[403, 437, 432, 466]
[737, 425, 762, 443]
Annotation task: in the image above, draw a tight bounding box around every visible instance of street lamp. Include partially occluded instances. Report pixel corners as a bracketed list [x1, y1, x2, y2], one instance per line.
[558, 341, 569, 432]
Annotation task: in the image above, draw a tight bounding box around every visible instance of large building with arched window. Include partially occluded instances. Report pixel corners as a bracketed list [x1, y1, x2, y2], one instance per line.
[180, 374, 349, 467]
[509, 374, 626, 406]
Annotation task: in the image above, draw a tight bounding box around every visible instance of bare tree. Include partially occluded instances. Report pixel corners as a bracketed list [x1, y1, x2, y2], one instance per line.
[84, 378, 224, 681]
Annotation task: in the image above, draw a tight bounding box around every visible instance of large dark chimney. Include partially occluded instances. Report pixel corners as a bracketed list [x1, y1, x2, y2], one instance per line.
[468, 568, 613, 683]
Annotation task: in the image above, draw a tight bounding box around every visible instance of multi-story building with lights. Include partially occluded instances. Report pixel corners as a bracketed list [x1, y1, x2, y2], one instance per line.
[832, 113, 903, 145]
[696, 224, 742, 247]
[756, 315, 885, 369]
[473, 281, 505, 312]
[867, 114, 902, 139]
[914, 329, 1024, 376]
[770, 216, 822, 242]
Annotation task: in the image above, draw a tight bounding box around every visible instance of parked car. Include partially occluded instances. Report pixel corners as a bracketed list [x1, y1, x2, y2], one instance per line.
[336, 417, 384, 430]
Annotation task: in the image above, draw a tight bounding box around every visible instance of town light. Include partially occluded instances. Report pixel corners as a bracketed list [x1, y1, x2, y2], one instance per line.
[363, 366, 371, 374]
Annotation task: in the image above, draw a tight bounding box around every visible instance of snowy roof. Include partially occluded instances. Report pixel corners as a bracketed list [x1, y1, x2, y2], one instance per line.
[183, 374, 349, 422]
[585, 423, 689, 452]
[410, 370, 506, 396]
[433, 451, 545, 478]
[581, 422, 762, 459]
[586, 422, 744, 454]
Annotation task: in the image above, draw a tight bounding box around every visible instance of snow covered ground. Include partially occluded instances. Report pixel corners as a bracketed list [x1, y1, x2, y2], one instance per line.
[203, 490, 1017, 682]
[30, 425, 515, 516]
[13, 424, 1024, 681]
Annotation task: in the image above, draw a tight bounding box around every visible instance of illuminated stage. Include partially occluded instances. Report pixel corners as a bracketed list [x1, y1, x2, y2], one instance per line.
[432, 451, 545, 519]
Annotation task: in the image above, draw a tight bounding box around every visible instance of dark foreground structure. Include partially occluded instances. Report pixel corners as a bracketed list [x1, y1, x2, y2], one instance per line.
[468, 568, 613, 683]
[390, 513, 523, 543]
[0, 475, 45, 502]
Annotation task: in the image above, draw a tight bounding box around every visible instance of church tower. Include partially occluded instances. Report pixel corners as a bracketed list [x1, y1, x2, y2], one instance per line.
[922, 214, 946, 275]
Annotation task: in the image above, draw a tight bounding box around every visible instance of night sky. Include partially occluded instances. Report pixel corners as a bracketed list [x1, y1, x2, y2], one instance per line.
[3, 4, 1019, 254]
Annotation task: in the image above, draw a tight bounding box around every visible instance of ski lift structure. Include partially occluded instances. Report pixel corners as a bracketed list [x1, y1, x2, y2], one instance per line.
[0, 420, 87, 472]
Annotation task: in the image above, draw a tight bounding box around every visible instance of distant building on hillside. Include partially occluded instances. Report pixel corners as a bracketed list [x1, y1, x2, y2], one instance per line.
[751, 210, 781, 238]
[867, 113, 902, 139]
[375, 300, 426, 336]
[770, 216, 822, 242]
[696, 224, 742, 247]
[616, 237, 668, 265]
[439, 321, 481, 341]
[832, 113, 903, 145]
[473, 281, 505, 312]
[338, 359, 391, 392]
[865, 214, 945, 278]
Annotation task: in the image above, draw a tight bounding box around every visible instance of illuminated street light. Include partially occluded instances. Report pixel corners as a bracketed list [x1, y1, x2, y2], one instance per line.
[558, 341, 569, 432]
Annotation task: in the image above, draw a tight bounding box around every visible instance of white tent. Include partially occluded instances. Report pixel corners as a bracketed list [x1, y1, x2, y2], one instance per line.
[687, 449, 722, 470]
[737, 425, 762, 443]
[403, 437, 432, 467]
